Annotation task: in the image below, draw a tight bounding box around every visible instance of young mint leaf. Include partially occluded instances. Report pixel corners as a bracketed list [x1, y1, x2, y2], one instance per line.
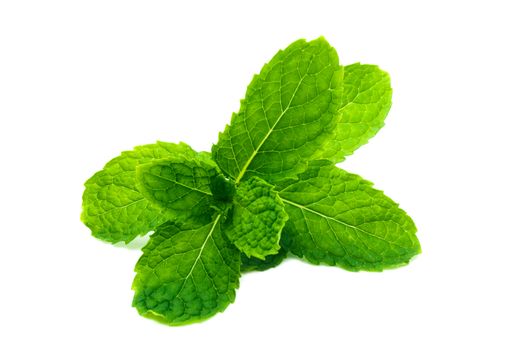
[210, 173, 236, 202]
[212, 37, 344, 184]
[277, 161, 420, 271]
[132, 216, 240, 325]
[81, 142, 193, 244]
[136, 153, 219, 225]
[318, 63, 393, 162]
[224, 177, 288, 259]
[241, 247, 288, 272]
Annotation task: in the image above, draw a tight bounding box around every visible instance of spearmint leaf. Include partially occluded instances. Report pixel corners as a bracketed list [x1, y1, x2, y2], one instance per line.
[240, 247, 288, 272]
[81, 142, 193, 244]
[224, 177, 288, 259]
[277, 161, 420, 271]
[132, 216, 240, 325]
[81, 37, 419, 326]
[136, 153, 219, 225]
[318, 63, 392, 162]
[212, 37, 344, 184]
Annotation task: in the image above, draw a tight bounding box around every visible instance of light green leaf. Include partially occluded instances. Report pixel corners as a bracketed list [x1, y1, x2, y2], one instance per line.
[81, 142, 194, 244]
[241, 247, 288, 272]
[136, 154, 219, 225]
[319, 63, 392, 162]
[132, 216, 240, 325]
[277, 161, 420, 271]
[212, 37, 344, 184]
[224, 177, 288, 259]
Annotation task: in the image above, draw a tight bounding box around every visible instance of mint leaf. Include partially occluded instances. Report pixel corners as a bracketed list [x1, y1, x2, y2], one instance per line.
[132, 216, 240, 325]
[212, 37, 344, 184]
[241, 247, 288, 272]
[210, 173, 236, 202]
[81, 37, 420, 326]
[277, 161, 420, 271]
[136, 153, 219, 225]
[319, 63, 393, 162]
[81, 142, 193, 243]
[224, 177, 288, 259]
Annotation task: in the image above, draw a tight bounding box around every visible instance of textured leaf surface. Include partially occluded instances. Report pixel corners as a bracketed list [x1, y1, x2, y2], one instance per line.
[136, 154, 219, 225]
[132, 216, 240, 325]
[81, 142, 193, 243]
[277, 162, 420, 271]
[241, 247, 288, 272]
[326, 63, 392, 161]
[212, 37, 343, 183]
[318, 63, 392, 162]
[225, 177, 288, 259]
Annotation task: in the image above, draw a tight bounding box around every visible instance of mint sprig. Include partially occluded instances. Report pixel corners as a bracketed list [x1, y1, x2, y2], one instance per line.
[81, 37, 421, 326]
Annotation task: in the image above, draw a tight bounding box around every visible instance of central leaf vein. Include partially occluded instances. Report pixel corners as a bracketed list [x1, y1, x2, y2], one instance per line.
[234, 54, 314, 184]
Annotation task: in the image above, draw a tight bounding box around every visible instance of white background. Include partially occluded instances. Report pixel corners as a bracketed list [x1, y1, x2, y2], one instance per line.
[1, 1, 524, 349]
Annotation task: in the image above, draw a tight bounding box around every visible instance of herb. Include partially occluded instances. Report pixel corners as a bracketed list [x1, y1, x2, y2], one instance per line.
[81, 37, 421, 326]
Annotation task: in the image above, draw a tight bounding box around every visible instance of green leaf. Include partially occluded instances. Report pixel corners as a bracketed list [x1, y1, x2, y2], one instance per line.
[224, 177, 288, 259]
[277, 161, 420, 271]
[81, 142, 194, 244]
[212, 37, 344, 184]
[319, 63, 392, 162]
[136, 154, 219, 225]
[210, 173, 236, 202]
[241, 247, 288, 272]
[81, 37, 419, 327]
[132, 216, 240, 325]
